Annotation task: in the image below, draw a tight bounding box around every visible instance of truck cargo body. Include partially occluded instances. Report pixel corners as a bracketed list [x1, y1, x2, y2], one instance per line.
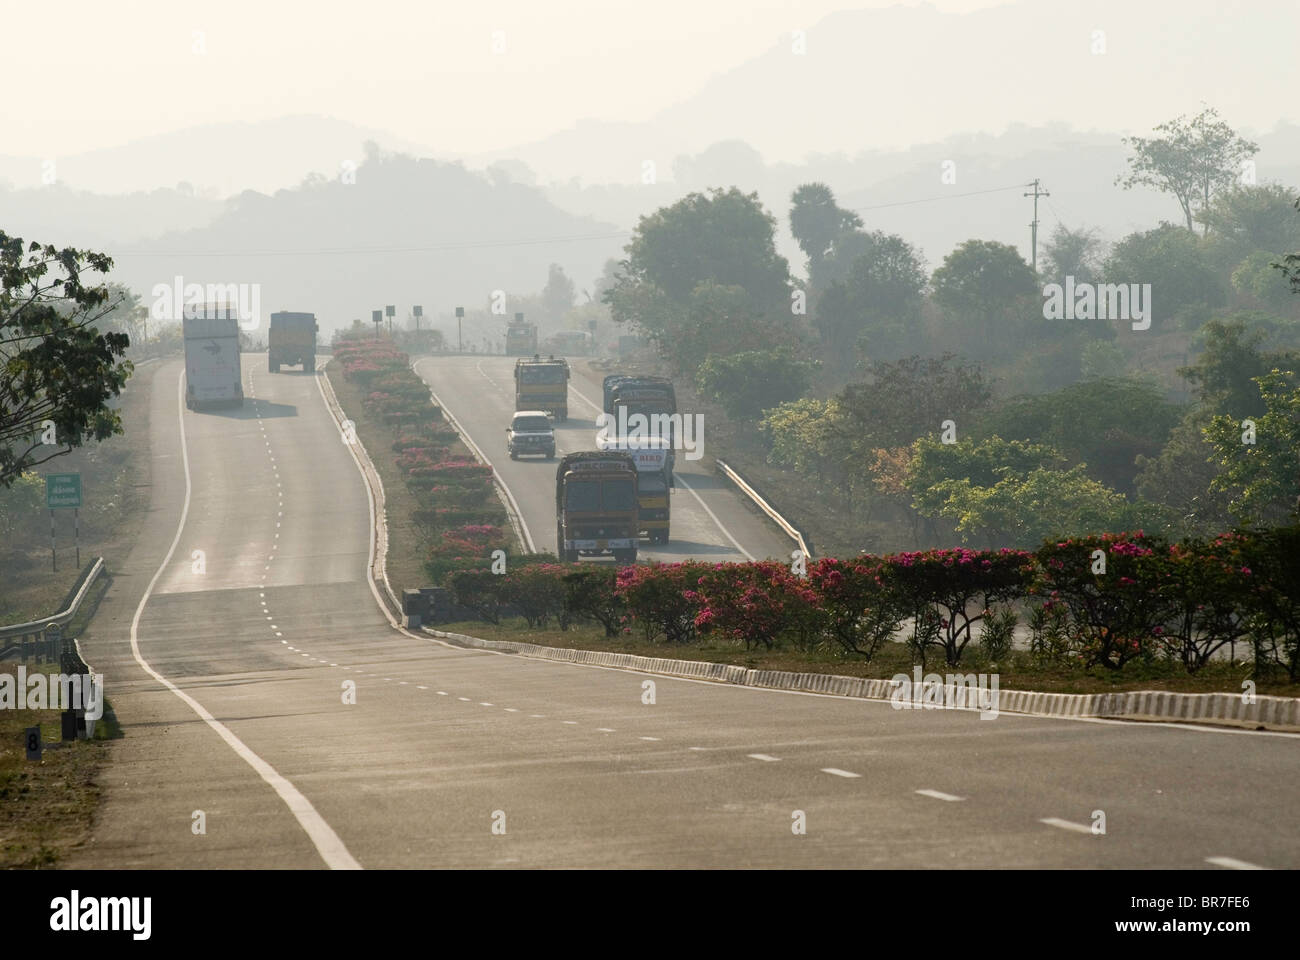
[268, 310, 318, 372]
[597, 436, 671, 543]
[555, 452, 639, 563]
[183, 312, 244, 409]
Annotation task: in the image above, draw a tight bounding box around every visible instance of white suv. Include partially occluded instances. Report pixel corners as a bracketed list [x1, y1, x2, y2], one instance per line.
[506, 410, 556, 460]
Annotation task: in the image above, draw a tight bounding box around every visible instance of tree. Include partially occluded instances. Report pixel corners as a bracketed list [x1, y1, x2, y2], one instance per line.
[1, 233, 132, 487]
[1134, 411, 1236, 537]
[607, 187, 791, 317]
[836, 353, 992, 452]
[812, 231, 927, 366]
[789, 183, 863, 273]
[1204, 366, 1300, 524]
[1200, 183, 1300, 266]
[1102, 224, 1225, 328]
[930, 240, 1039, 357]
[540, 263, 576, 326]
[906, 436, 1160, 549]
[1041, 224, 1104, 285]
[975, 378, 1181, 496]
[695, 346, 817, 421]
[1178, 316, 1291, 418]
[1116, 107, 1259, 235]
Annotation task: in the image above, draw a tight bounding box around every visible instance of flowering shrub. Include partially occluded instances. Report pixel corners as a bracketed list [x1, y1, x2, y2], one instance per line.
[615, 562, 708, 643]
[886, 547, 1034, 666]
[499, 563, 569, 629]
[1156, 534, 1254, 672]
[1032, 532, 1170, 670]
[807, 556, 907, 660]
[692, 561, 819, 650]
[562, 568, 626, 637]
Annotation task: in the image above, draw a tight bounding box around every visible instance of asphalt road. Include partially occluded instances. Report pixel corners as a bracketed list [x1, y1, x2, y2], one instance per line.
[412, 354, 796, 563]
[70, 353, 1300, 869]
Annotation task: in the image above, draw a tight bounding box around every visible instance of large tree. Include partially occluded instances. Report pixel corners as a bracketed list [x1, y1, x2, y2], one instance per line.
[1116, 107, 1259, 235]
[1, 233, 132, 487]
[930, 240, 1039, 357]
[813, 231, 927, 367]
[789, 182, 863, 276]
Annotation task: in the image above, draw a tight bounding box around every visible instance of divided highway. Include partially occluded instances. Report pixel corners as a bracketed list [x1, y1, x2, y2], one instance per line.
[69, 354, 1300, 869]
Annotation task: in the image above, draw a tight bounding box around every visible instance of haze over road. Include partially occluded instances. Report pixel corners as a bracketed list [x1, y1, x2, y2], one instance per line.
[71, 355, 1300, 869]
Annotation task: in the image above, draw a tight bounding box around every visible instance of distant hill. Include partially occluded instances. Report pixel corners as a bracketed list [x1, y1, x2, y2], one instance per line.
[103, 148, 623, 339]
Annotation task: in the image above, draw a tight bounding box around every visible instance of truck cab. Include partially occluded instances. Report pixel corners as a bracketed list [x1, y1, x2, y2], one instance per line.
[515, 356, 570, 421]
[555, 451, 639, 563]
[506, 410, 556, 460]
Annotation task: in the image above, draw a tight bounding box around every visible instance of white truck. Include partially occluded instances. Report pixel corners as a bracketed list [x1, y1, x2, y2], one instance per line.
[183, 309, 244, 409]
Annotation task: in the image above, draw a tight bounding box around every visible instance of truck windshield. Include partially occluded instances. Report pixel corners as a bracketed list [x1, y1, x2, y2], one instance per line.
[564, 478, 636, 511]
[519, 366, 565, 384]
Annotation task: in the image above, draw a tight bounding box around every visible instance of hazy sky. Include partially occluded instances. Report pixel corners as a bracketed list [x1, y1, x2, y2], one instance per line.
[10, 0, 1006, 156]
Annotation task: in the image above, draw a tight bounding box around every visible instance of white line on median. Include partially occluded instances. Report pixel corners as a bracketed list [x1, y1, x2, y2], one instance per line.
[915, 789, 965, 802]
[1205, 856, 1265, 870]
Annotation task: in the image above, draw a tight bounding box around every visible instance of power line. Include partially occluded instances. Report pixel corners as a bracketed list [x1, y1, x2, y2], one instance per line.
[849, 182, 1028, 213]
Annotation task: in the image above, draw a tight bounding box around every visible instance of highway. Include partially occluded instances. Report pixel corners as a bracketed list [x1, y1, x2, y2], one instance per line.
[70, 353, 1300, 869]
[411, 354, 795, 562]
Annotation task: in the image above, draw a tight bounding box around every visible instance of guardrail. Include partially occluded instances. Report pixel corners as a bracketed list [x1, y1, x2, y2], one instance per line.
[0, 557, 105, 662]
[715, 460, 814, 560]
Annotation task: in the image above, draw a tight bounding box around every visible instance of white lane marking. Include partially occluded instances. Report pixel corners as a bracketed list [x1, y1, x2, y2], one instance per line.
[639, 736, 661, 741]
[562, 720, 578, 725]
[1205, 856, 1266, 870]
[747, 753, 781, 762]
[597, 727, 615, 732]
[1040, 818, 1095, 835]
[458, 697, 471, 701]
[821, 768, 861, 779]
[480, 702, 494, 707]
[530, 714, 545, 718]
[437, 691, 447, 696]
[416, 685, 427, 690]
[503, 707, 519, 712]
[915, 789, 965, 802]
[566, 382, 755, 561]
[121, 369, 361, 870]
[688, 747, 707, 751]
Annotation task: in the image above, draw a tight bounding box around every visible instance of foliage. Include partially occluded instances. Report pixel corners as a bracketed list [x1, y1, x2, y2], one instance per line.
[807, 557, 908, 660]
[0, 232, 133, 486]
[1204, 367, 1300, 524]
[691, 561, 818, 651]
[695, 346, 818, 420]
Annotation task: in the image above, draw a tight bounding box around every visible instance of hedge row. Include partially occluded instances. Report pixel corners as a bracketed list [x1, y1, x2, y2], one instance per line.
[334, 336, 509, 582]
[451, 528, 1300, 680]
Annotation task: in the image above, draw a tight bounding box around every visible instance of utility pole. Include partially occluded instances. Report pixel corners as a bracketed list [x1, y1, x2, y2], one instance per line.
[1023, 178, 1050, 274]
[455, 306, 464, 353]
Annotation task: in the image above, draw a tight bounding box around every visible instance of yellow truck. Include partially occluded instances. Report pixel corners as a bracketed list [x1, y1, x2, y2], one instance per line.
[268, 311, 318, 372]
[514, 356, 570, 421]
[598, 435, 671, 543]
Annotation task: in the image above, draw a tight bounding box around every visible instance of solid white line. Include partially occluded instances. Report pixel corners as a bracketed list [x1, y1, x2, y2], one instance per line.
[915, 789, 965, 802]
[747, 753, 781, 762]
[1039, 818, 1095, 835]
[122, 369, 361, 870]
[639, 736, 661, 741]
[821, 768, 861, 778]
[1205, 856, 1266, 870]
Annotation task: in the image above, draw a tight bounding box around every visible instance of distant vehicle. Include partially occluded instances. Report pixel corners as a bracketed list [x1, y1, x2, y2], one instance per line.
[555, 451, 639, 563]
[268, 311, 318, 372]
[515, 355, 570, 421]
[505, 319, 538, 356]
[183, 307, 244, 410]
[597, 434, 672, 543]
[506, 410, 556, 460]
[602, 373, 678, 456]
[543, 330, 592, 356]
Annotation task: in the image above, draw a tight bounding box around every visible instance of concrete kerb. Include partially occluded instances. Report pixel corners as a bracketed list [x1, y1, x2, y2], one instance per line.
[421, 625, 1300, 730]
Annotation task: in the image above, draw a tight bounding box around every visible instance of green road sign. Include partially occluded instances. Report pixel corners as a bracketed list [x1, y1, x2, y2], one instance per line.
[46, 473, 82, 508]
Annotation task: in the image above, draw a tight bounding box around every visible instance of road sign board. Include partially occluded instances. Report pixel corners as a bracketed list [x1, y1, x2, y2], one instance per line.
[46, 473, 81, 508]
